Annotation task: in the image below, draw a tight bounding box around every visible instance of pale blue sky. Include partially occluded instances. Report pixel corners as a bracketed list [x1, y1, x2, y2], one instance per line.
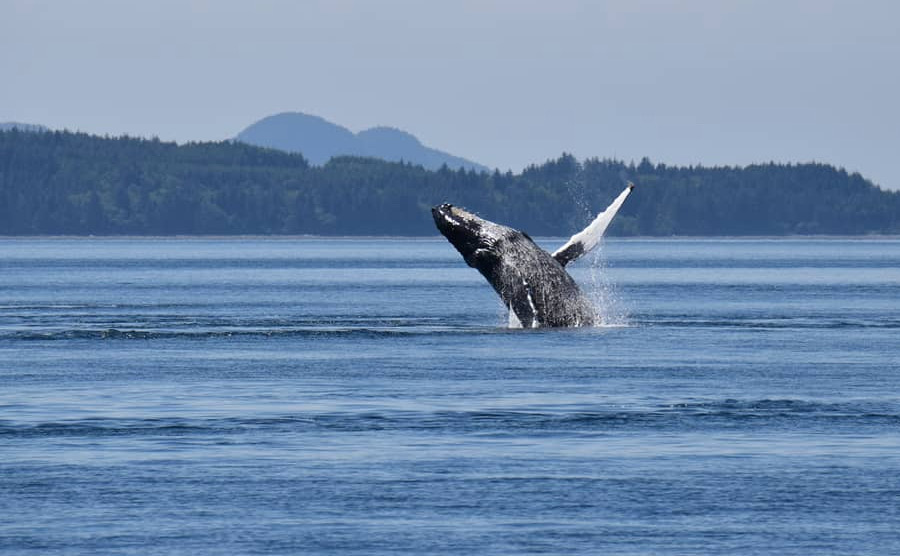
[2, 0, 898, 188]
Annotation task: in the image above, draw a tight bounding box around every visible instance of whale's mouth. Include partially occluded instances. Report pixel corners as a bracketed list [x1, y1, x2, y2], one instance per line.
[431, 203, 454, 224]
[432, 203, 479, 237]
[432, 203, 495, 266]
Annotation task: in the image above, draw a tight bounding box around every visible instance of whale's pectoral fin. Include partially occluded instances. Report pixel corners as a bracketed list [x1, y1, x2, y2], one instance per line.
[552, 241, 585, 267]
[507, 279, 540, 328]
[552, 182, 634, 267]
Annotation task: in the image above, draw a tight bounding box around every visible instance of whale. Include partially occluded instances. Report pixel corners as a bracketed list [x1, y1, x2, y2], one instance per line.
[432, 183, 634, 328]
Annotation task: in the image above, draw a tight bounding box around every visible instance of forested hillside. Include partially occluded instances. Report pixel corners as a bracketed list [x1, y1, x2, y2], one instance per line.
[1, 129, 898, 236]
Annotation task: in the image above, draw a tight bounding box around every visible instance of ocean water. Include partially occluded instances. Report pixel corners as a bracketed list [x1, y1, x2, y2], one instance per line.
[1, 237, 899, 555]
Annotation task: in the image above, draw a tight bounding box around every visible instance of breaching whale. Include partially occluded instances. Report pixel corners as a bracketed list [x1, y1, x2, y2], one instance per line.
[432, 183, 634, 328]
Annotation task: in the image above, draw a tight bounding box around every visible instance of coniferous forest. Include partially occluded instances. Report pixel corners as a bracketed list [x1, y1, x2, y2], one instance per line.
[1, 129, 898, 236]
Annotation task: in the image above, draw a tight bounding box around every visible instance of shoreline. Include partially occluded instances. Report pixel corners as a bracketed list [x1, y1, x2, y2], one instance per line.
[1, 234, 900, 241]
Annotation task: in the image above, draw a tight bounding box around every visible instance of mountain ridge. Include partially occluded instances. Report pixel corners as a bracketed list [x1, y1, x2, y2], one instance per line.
[234, 112, 489, 172]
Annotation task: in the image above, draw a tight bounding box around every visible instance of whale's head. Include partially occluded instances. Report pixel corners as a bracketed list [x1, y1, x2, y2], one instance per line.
[432, 203, 507, 269]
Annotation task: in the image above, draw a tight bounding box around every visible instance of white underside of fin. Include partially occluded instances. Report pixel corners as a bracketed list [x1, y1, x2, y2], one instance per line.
[552, 183, 633, 264]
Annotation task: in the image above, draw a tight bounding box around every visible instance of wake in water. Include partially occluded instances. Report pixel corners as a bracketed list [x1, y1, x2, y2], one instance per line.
[6, 398, 897, 438]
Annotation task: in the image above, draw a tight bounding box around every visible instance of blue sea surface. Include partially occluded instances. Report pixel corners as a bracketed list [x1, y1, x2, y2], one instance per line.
[1, 237, 899, 555]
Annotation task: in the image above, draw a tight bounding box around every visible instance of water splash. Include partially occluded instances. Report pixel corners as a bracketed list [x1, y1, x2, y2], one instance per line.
[565, 168, 593, 232]
[565, 168, 631, 327]
[585, 244, 630, 327]
[507, 306, 524, 329]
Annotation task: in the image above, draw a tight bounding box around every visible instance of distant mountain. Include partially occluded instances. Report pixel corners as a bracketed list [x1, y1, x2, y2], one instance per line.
[235, 112, 489, 172]
[0, 122, 49, 133]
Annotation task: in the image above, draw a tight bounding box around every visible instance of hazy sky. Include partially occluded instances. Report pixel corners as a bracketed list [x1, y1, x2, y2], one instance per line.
[3, 0, 899, 188]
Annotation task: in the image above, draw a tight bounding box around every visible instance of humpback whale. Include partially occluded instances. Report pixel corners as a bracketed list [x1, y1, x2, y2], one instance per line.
[432, 183, 634, 327]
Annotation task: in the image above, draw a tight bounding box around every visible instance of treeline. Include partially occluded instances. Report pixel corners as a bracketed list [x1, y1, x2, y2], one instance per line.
[1, 128, 898, 236]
